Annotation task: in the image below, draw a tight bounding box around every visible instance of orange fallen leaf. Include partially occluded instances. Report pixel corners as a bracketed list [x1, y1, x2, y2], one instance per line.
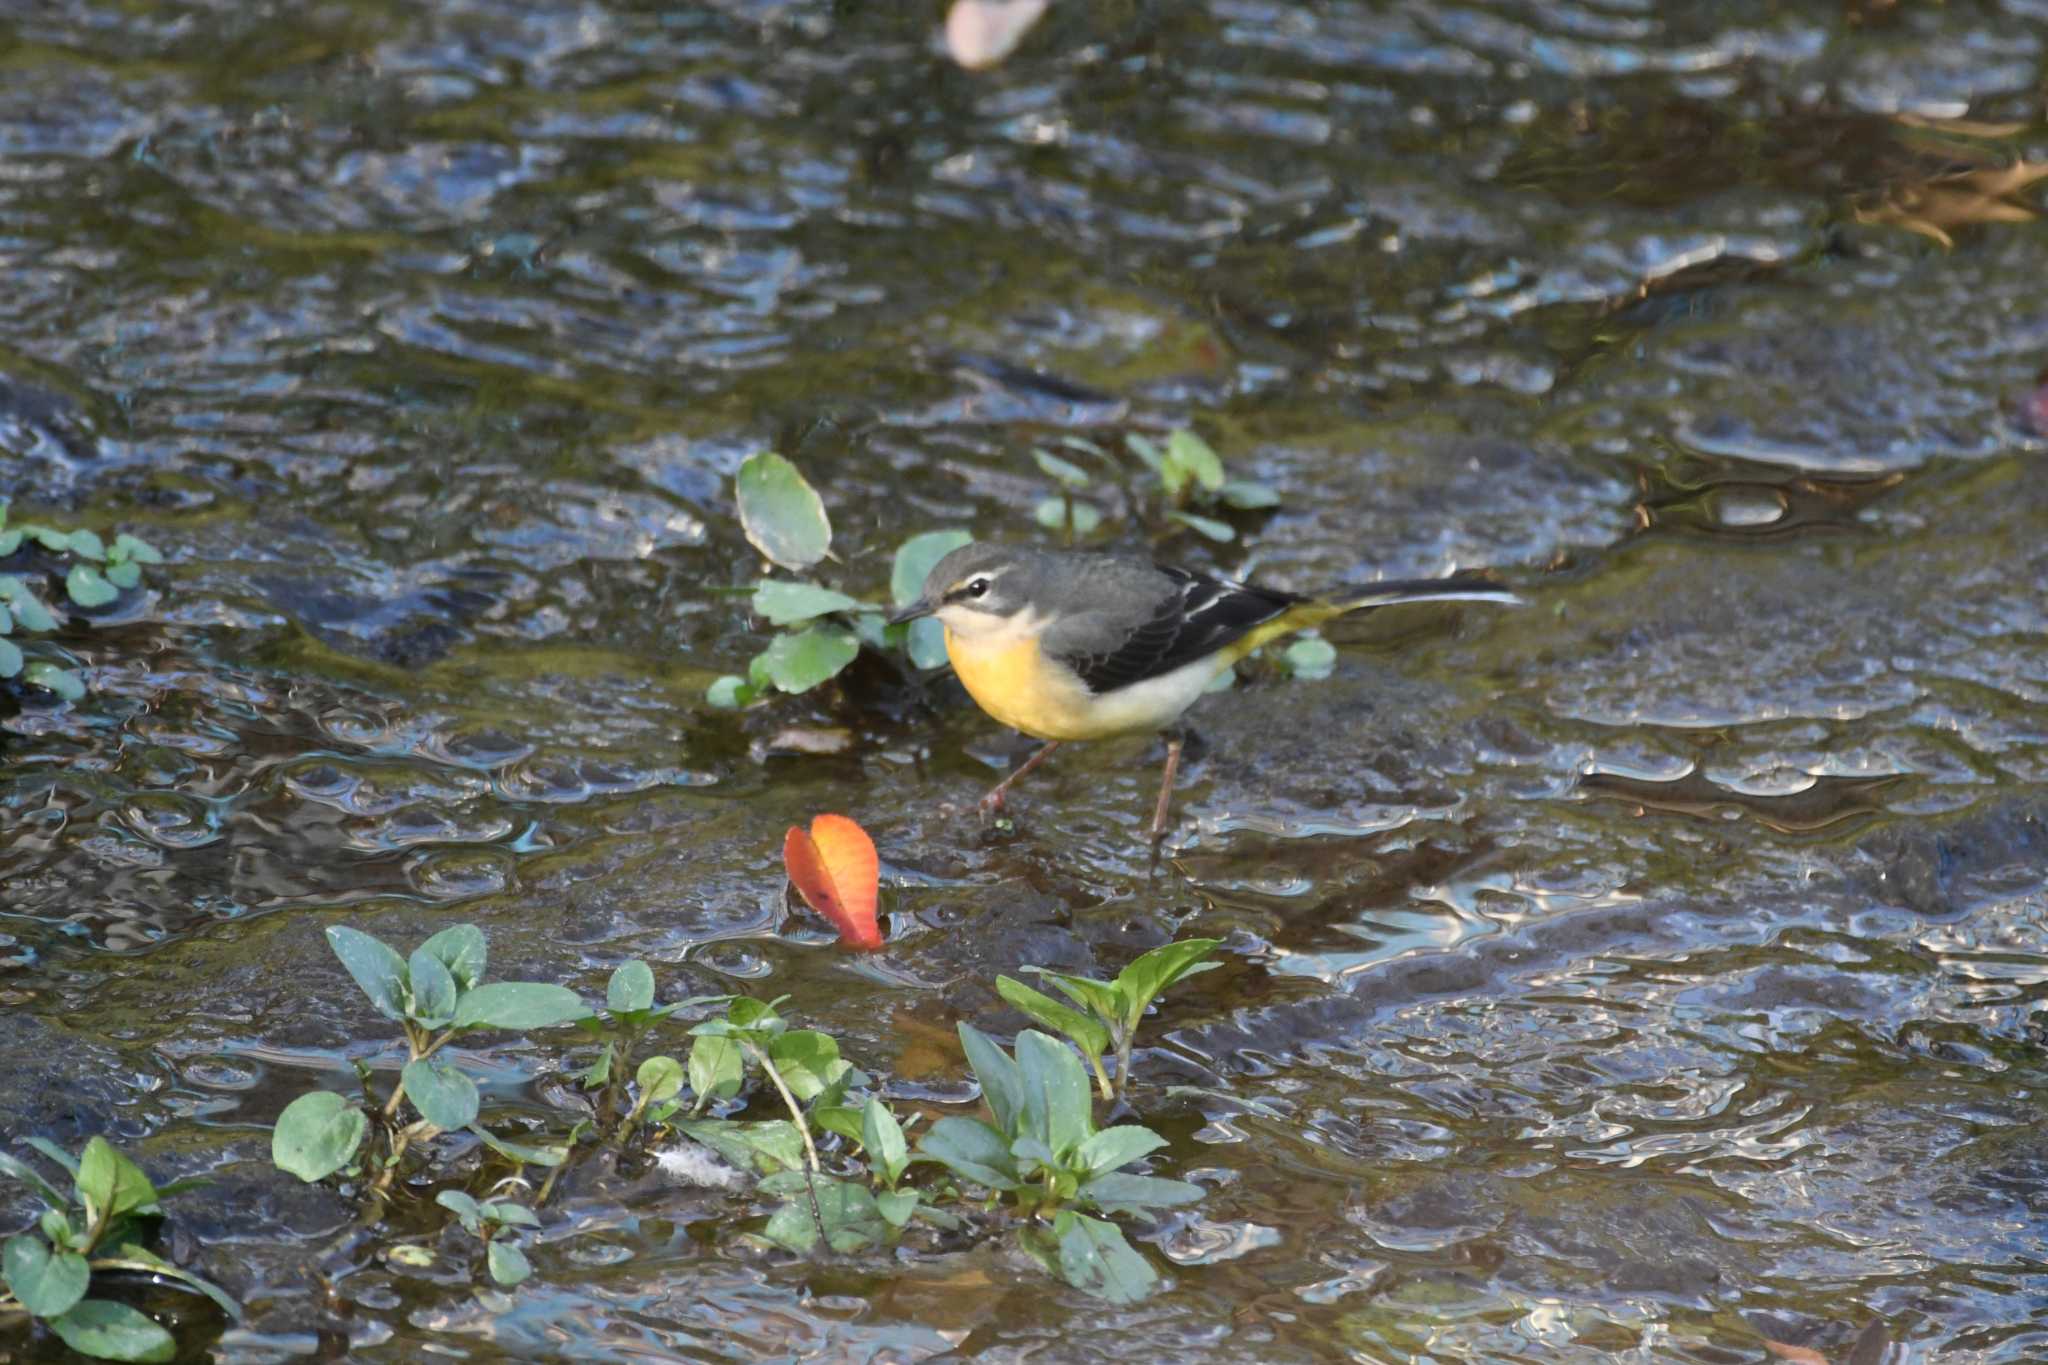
[784, 813, 882, 950]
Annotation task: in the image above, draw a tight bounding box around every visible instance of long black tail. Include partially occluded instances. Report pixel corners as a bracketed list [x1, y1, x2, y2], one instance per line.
[1325, 571, 1523, 610]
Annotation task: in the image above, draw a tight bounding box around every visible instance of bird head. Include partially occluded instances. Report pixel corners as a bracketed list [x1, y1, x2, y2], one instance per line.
[887, 542, 1042, 636]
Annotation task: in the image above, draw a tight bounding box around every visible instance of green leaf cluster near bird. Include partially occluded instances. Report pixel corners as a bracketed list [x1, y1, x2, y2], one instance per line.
[253, 909, 1222, 1307]
[708, 452, 969, 706]
[0, 500, 163, 700]
[1032, 427, 1280, 545]
[0, 1137, 237, 1361]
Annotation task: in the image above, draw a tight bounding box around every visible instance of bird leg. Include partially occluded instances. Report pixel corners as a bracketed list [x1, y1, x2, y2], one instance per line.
[1149, 730, 1186, 843]
[978, 739, 1061, 815]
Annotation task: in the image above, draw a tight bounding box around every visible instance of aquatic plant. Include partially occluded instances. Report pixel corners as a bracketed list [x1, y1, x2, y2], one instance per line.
[708, 451, 968, 706]
[1036, 428, 1279, 546]
[998, 938, 1222, 1097]
[0, 499, 163, 701]
[262, 914, 1225, 1306]
[0, 1137, 238, 1362]
[433, 1192, 539, 1288]
[915, 1025, 1204, 1304]
[270, 924, 588, 1192]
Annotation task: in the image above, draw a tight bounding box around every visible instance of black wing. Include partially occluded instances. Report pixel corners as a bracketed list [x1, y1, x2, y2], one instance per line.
[1053, 568, 1303, 694]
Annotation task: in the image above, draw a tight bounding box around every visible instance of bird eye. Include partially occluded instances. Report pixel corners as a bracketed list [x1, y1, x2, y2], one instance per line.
[966, 577, 990, 598]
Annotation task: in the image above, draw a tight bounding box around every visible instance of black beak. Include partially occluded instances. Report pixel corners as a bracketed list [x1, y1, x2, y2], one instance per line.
[887, 597, 936, 626]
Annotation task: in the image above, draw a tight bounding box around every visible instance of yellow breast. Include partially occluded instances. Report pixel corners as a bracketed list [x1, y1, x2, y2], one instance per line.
[944, 624, 1103, 741]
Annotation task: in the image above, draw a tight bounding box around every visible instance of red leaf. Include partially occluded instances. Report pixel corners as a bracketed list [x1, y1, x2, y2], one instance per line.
[783, 814, 882, 950]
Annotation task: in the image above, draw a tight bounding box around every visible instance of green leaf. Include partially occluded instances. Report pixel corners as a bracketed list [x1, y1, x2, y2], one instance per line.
[0, 1150, 67, 1209]
[271, 1091, 367, 1182]
[435, 1189, 484, 1235]
[39, 1203, 73, 1252]
[915, 1117, 1020, 1190]
[607, 959, 655, 1014]
[1282, 635, 1337, 679]
[66, 529, 106, 561]
[1166, 429, 1225, 493]
[875, 1189, 919, 1228]
[22, 1139, 78, 1178]
[418, 924, 487, 993]
[48, 1299, 176, 1362]
[672, 1119, 804, 1175]
[0, 637, 20, 678]
[451, 981, 587, 1032]
[766, 1030, 841, 1102]
[635, 1054, 685, 1106]
[22, 662, 83, 700]
[1032, 448, 1091, 487]
[75, 1138, 157, 1225]
[736, 452, 832, 571]
[1053, 1211, 1159, 1305]
[997, 976, 1111, 1062]
[1167, 510, 1234, 542]
[577, 1040, 614, 1089]
[480, 1200, 539, 1228]
[1033, 497, 1102, 535]
[402, 1059, 479, 1131]
[751, 579, 864, 627]
[1075, 1125, 1167, 1177]
[467, 1125, 568, 1168]
[861, 1098, 910, 1185]
[1015, 1031, 1093, 1156]
[6, 588, 55, 633]
[1124, 433, 1164, 472]
[4, 1234, 88, 1317]
[1114, 939, 1223, 1028]
[405, 947, 458, 1027]
[486, 1238, 532, 1286]
[1029, 968, 1121, 1027]
[891, 530, 974, 607]
[706, 674, 755, 709]
[66, 564, 118, 608]
[97, 1243, 240, 1321]
[811, 1104, 863, 1145]
[28, 526, 71, 552]
[957, 1023, 1023, 1134]
[0, 530, 18, 555]
[687, 1033, 745, 1107]
[761, 1178, 888, 1253]
[756, 624, 858, 693]
[1077, 1172, 1206, 1216]
[325, 926, 408, 1021]
[104, 560, 142, 589]
[1218, 478, 1280, 510]
[905, 616, 949, 670]
[110, 534, 163, 565]
[724, 995, 787, 1034]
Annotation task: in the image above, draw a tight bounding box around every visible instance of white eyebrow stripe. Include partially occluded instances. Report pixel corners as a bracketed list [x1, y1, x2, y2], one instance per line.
[949, 565, 1008, 594]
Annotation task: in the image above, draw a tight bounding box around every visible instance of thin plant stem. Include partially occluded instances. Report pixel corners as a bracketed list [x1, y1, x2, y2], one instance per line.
[748, 1044, 828, 1247]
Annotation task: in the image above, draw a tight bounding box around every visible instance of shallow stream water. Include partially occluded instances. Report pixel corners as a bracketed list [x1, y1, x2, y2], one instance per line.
[3, 2, 2047, 1361]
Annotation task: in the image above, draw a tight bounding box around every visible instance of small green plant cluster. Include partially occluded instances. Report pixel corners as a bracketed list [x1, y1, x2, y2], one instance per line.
[997, 938, 1222, 1097]
[0, 500, 163, 701]
[265, 920, 1220, 1305]
[1033, 428, 1278, 544]
[270, 925, 591, 1197]
[0, 1137, 238, 1362]
[708, 451, 969, 707]
[920, 1025, 1204, 1303]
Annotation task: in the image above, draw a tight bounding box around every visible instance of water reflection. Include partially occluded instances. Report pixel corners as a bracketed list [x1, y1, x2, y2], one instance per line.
[3, 0, 2047, 1360]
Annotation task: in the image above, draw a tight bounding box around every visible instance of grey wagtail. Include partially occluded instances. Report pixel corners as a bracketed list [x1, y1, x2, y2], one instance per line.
[888, 542, 1520, 840]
